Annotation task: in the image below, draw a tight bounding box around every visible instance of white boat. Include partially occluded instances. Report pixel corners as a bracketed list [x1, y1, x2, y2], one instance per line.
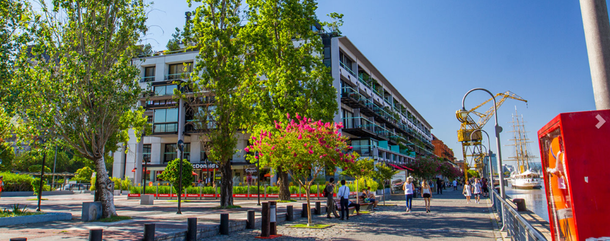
[511, 170, 542, 189]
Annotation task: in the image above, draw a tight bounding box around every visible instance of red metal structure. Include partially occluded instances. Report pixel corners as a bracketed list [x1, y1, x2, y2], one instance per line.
[538, 110, 610, 241]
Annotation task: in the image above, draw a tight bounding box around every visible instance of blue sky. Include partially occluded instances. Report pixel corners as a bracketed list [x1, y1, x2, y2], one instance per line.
[143, 1, 597, 168]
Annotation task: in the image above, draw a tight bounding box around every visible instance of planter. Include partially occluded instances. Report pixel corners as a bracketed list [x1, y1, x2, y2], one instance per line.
[0, 213, 72, 227]
[233, 194, 248, 198]
[157, 194, 171, 198]
[202, 194, 216, 198]
[266, 194, 279, 198]
[186, 194, 199, 198]
[290, 194, 299, 198]
[249, 194, 264, 198]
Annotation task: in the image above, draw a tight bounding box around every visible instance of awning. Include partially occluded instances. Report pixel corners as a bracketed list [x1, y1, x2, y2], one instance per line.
[192, 171, 198, 176]
[264, 173, 271, 177]
[401, 165, 414, 171]
[388, 163, 404, 170]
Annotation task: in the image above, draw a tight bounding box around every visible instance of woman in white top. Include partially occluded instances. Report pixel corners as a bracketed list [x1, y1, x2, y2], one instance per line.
[463, 180, 472, 204]
[403, 177, 415, 212]
[473, 178, 482, 204]
[421, 179, 432, 213]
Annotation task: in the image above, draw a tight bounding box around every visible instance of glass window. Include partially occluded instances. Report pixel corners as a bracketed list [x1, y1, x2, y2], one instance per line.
[164, 144, 177, 163]
[145, 67, 155, 77]
[165, 108, 178, 122]
[143, 144, 151, 163]
[342, 109, 353, 128]
[154, 109, 166, 123]
[154, 85, 177, 96]
[183, 143, 191, 161]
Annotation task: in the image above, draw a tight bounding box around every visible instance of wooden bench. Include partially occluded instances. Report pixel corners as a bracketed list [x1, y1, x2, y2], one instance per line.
[334, 199, 372, 215]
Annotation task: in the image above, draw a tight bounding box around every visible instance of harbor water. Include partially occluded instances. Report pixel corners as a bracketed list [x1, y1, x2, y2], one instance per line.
[504, 183, 549, 222]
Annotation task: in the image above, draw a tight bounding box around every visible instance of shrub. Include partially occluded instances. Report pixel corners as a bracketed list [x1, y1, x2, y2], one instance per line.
[0, 172, 34, 191]
[28, 165, 52, 173]
[266, 186, 279, 194]
[31, 178, 50, 194]
[158, 186, 174, 194]
[73, 167, 94, 183]
[249, 185, 262, 194]
[289, 185, 300, 194]
[110, 177, 131, 191]
[233, 186, 248, 194]
[130, 186, 141, 194]
[186, 186, 200, 194]
[202, 186, 216, 194]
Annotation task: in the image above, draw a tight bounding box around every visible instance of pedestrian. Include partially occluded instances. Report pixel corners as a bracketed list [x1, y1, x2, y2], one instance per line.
[473, 179, 482, 204]
[364, 187, 378, 209]
[436, 178, 442, 194]
[453, 179, 458, 191]
[421, 179, 432, 213]
[347, 200, 361, 215]
[481, 177, 489, 197]
[403, 177, 415, 212]
[0, 176, 3, 199]
[337, 180, 350, 220]
[463, 180, 472, 204]
[325, 178, 340, 219]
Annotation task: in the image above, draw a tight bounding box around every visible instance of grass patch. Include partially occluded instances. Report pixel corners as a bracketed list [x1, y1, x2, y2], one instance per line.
[214, 205, 241, 209]
[359, 211, 370, 214]
[277, 199, 297, 203]
[96, 216, 132, 222]
[290, 224, 332, 229]
[167, 200, 191, 202]
[27, 198, 48, 201]
[0, 204, 43, 218]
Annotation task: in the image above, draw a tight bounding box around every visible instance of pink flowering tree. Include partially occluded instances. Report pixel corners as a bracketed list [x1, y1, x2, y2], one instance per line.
[245, 113, 358, 226]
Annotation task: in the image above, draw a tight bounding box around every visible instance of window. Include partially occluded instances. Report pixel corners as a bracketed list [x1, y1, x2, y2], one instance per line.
[183, 143, 191, 161]
[153, 108, 178, 133]
[153, 85, 177, 96]
[339, 51, 353, 72]
[164, 143, 177, 163]
[342, 109, 353, 128]
[168, 62, 193, 80]
[142, 66, 155, 82]
[143, 144, 151, 163]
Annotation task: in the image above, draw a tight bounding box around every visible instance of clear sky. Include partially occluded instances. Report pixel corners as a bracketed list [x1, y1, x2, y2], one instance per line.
[142, 1, 598, 168]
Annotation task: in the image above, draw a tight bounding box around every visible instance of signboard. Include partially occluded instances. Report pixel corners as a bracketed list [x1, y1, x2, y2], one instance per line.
[192, 163, 218, 169]
[245, 168, 257, 173]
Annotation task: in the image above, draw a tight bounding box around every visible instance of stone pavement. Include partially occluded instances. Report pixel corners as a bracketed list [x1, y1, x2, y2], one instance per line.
[0, 188, 502, 240]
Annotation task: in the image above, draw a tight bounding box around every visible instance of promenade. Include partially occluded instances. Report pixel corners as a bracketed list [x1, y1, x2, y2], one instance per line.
[0, 188, 501, 240]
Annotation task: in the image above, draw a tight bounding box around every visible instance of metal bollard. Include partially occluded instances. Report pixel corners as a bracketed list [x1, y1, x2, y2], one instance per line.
[89, 229, 103, 241]
[187, 218, 197, 241]
[261, 202, 270, 237]
[301, 203, 308, 218]
[143, 223, 155, 241]
[269, 201, 277, 235]
[315, 201, 321, 215]
[10, 238, 27, 241]
[286, 205, 294, 221]
[247, 210, 255, 229]
[220, 213, 229, 235]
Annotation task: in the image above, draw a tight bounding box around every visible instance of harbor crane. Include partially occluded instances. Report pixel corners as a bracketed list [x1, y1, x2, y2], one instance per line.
[456, 91, 527, 179]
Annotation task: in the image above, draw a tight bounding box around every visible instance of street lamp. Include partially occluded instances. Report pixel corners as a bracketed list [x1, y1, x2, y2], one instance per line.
[177, 139, 184, 214]
[470, 129, 494, 193]
[36, 137, 47, 212]
[255, 151, 261, 206]
[461, 88, 505, 198]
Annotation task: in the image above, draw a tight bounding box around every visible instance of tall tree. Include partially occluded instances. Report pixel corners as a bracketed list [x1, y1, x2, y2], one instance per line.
[243, 0, 340, 200]
[13, 0, 148, 218]
[185, 0, 253, 207]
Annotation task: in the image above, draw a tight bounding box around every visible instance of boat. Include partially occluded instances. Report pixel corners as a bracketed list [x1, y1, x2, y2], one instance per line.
[511, 170, 542, 189]
[506, 107, 543, 189]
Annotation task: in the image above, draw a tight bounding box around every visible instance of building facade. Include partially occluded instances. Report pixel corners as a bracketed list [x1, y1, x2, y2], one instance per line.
[432, 134, 455, 162]
[112, 35, 434, 185]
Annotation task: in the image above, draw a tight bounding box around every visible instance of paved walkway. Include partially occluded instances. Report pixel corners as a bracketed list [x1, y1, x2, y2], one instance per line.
[0, 188, 501, 240]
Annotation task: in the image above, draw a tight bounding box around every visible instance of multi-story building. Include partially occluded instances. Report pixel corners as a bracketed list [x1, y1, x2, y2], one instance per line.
[432, 134, 455, 162]
[112, 34, 434, 184]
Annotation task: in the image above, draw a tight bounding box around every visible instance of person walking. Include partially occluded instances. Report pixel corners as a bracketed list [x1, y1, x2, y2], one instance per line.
[337, 180, 350, 220]
[421, 179, 432, 213]
[436, 178, 442, 194]
[325, 178, 340, 218]
[0, 176, 3, 199]
[481, 177, 489, 197]
[473, 178, 482, 204]
[463, 180, 472, 204]
[403, 177, 415, 212]
[452, 179, 458, 191]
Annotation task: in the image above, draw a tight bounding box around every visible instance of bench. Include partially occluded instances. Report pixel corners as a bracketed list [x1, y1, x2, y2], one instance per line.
[334, 199, 372, 215]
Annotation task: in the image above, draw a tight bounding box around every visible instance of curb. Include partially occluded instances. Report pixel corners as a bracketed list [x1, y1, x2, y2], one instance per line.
[0, 212, 72, 227]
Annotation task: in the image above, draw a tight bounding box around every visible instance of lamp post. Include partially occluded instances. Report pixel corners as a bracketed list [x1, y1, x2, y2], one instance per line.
[36, 138, 47, 212]
[177, 140, 184, 214]
[256, 152, 261, 206]
[470, 129, 494, 192]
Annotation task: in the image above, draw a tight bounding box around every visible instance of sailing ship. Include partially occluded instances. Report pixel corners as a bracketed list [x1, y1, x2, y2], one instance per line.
[507, 108, 543, 189]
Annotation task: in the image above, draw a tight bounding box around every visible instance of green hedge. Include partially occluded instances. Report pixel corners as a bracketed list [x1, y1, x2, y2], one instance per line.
[0, 172, 34, 191]
[31, 178, 51, 194]
[266, 186, 279, 194]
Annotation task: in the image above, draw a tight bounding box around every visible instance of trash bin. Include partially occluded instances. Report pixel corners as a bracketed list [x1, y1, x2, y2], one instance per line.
[513, 198, 526, 211]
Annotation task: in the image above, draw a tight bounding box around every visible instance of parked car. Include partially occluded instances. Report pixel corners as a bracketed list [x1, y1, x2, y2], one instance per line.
[57, 183, 87, 191]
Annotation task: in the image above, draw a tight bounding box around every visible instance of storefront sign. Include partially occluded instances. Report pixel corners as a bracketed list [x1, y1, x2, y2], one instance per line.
[245, 168, 257, 173]
[192, 163, 218, 169]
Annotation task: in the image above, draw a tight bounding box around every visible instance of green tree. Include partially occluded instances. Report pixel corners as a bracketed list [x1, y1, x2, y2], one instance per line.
[73, 166, 94, 183]
[28, 165, 52, 174]
[158, 159, 194, 191]
[375, 162, 399, 188]
[242, 0, 342, 201]
[0, 142, 15, 172]
[467, 170, 480, 179]
[13, 0, 148, 218]
[342, 157, 375, 203]
[185, 0, 253, 207]
[405, 156, 441, 180]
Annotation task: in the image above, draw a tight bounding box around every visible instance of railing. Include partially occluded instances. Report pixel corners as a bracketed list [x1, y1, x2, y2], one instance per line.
[357, 73, 372, 88]
[165, 72, 192, 80]
[341, 87, 374, 107]
[153, 123, 178, 133]
[140, 76, 155, 82]
[340, 61, 357, 78]
[490, 190, 547, 241]
[342, 117, 376, 133]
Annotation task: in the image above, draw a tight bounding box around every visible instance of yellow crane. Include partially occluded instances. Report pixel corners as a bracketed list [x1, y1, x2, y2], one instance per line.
[455, 91, 527, 179]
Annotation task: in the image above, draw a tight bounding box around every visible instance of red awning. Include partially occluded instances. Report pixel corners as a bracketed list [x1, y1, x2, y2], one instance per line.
[264, 173, 271, 177]
[388, 163, 404, 170]
[131, 168, 136, 173]
[192, 171, 198, 176]
[401, 165, 414, 171]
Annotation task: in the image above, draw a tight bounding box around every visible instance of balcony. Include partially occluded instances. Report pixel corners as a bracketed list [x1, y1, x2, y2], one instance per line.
[141, 76, 155, 82]
[153, 123, 178, 134]
[165, 72, 192, 81]
[342, 117, 376, 138]
[340, 61, 357, 77]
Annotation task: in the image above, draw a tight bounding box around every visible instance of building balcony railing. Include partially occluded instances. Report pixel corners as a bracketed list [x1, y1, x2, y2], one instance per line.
[153, 123, 178, 134]
[141, 76, 155, 82]
[165, 72, 192, 80]
[340, 61, 357, 78]
[341, 86, 374, 108]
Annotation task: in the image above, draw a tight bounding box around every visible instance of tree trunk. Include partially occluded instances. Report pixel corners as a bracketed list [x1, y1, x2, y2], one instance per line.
[219, 161, 233, 207]
[94, 155, 117, 218]
[305, 186, 312, 226]
[277, 167, 290, 200]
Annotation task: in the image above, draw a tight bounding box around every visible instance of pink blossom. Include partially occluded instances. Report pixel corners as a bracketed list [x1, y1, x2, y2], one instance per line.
[308, 150, 314, 154]
[244, 147, 250, 152]
[298, 134, 302, 140]
[287, 113, 291, 119]
[319, 155, 324, 159]
[255, 156, 259, 159]
[296, 113, 301, 120]
[348, 146, 353, 150]
[294, 152, 297, 157]
[304, 143, 308, 147]
[272, 145, 275, 150]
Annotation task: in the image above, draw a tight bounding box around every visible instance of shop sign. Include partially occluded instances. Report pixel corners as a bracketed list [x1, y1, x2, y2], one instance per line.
[192, 163, 218, 169]
[245, 168, 257, 173]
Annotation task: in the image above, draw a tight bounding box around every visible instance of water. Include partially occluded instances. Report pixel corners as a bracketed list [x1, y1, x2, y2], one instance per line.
[504, 183, 549, 222]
